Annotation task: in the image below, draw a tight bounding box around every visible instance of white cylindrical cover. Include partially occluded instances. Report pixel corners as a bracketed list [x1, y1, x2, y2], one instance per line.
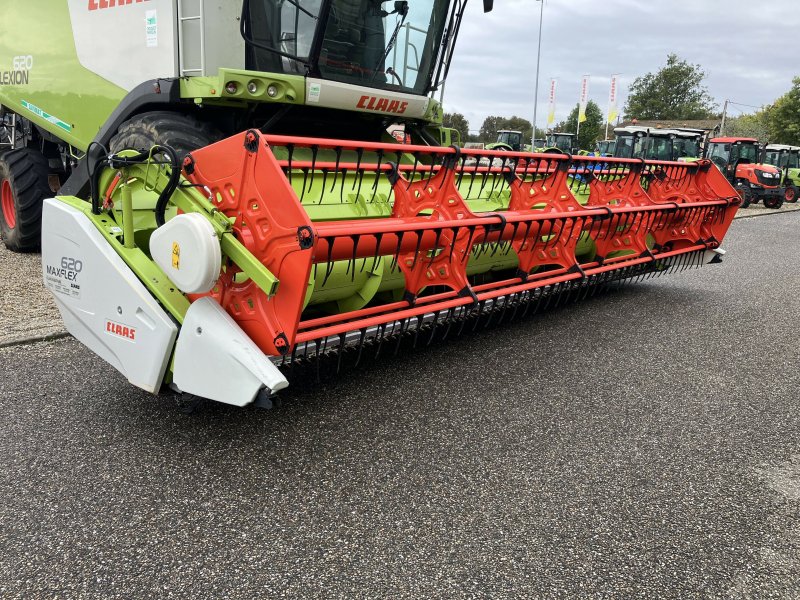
[149, 213, 221, 294]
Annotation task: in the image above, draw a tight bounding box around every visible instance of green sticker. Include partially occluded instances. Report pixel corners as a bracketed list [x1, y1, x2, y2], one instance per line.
[21, 100, 71, 132]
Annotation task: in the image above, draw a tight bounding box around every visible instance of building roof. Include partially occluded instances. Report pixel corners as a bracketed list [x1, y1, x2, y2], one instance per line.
[614, 126, 701, 138]
[766, 143, 800, 151]
[708, 137, 758, 143]
[619, 119, 721, 132]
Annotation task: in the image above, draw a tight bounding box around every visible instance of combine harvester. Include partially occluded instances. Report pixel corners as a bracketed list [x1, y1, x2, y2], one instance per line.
[0, 0, 740, 407]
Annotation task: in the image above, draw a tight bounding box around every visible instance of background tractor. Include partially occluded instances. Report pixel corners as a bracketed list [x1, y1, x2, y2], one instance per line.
[706, 137, 783, 209]
[545, 132, 576, 153]
[612, 126, 702, 161]
[0, 0, 739, 406]
[763, 144, 800, 203]
[487, 129, 529, 152]
[594, 139, 615, 156]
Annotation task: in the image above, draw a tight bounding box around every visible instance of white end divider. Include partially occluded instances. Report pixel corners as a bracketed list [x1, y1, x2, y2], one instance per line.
[41, 199, 178, 393]
[173, 297, 289, 406]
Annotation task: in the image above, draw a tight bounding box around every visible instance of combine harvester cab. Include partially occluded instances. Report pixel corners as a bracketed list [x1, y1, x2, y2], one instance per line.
[611, 126, 701, 162]
[0, 0, 741, 406]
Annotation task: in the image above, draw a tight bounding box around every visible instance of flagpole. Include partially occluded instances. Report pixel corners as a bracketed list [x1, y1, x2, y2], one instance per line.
[531, 0, 545, 147]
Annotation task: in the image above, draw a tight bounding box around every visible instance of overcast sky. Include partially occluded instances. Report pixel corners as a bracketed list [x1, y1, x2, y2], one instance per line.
[442, 0, 799, 133]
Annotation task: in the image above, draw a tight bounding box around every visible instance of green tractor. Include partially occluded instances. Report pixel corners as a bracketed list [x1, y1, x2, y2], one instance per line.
[486, 129, 530, 152]
[763, 144, 800, 203]
[0, 0, 740, 405]
[594, 139, 615, 156]
[545, 132, 576, 153]
[673, 128, 705, 161]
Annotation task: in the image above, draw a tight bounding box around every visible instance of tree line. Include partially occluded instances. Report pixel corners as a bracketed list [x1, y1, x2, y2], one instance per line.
[443, 53, 800, 150]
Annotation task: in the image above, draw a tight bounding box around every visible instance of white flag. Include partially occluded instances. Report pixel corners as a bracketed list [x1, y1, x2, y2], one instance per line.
[547, 79, 557, 126]
[607, 75, 619, 124]
[578, 75, 590, 123]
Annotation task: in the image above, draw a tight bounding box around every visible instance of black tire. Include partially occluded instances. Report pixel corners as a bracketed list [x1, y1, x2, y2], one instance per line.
[109, 111, 221, 161]
[764, 195, 784, 210]
[0, 148, 52, 252]
[784, 185, 798, 203]
[738, 188, 751, 209]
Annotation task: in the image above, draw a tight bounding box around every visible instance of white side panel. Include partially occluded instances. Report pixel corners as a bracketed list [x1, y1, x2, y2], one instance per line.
[173, 298, 289, 406]
[305, 78, 431, 120]
[67, 0, 179, 91]
[201, 0, 245, 74]
[178, 0, 245, 76]
[41, 198, 178, 393]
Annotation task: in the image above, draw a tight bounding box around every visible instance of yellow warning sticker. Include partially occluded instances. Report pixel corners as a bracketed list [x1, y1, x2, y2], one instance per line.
[172, 242, 180, 270]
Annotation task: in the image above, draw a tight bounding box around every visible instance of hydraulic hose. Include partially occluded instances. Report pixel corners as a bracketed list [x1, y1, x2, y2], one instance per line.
[151, 145, 180, 227]
[93, 144, 181, 227]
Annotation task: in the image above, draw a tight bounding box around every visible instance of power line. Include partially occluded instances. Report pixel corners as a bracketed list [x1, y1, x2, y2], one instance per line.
[727, 100, 764, 110]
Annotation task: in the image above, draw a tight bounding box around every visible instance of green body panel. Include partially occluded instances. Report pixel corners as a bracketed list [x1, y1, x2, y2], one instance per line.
[0, 4, 444, 151]
[0, 1, 127, 150]
[180, 71, 307, 106]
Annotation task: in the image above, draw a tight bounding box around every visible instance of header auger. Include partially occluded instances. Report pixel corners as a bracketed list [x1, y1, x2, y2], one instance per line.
[0, 0, 740, 407]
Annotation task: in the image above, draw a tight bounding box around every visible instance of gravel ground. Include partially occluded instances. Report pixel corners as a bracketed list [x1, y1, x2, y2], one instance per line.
[737, 201, 800, 218]
[0, 243, 65, 347]
[2, 213, 800, 598]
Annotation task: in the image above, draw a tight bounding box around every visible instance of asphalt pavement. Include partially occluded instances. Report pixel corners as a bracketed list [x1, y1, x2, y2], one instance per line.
[2, 212, 800, 598]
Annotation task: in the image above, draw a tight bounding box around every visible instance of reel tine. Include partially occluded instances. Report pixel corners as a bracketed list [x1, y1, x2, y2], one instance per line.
[394, 318, 407, 356]
[315, 339, 322, 383]
[336, 333, 346, 374]
[413, 315, 424, 348]
[319, 168, 329, 204]
[370, 149, 383, 203]
[307, 145, 319, 195]
[375, 323, 388, 360]
[442, 307, 455, 341]
[330, 146, 341, 192]
[427, 310, 441, 346]
[354, 328, 367, 367]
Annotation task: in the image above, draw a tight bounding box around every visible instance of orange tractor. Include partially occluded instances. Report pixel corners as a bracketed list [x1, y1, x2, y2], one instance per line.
[706, 137, 783, 209]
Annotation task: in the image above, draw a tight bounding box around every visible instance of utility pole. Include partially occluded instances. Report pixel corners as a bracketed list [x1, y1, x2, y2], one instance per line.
[531, 0, 544, 147]
[720, 99, 729, 136]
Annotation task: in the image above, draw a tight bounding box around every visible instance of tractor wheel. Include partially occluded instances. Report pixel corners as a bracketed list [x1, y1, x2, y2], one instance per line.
[764, 195, 784, 210]
[784, 185, 798, 203]
[738, 188, 751, 209]
[0, 148, 53, 252]
[109, 111, 221, 161]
